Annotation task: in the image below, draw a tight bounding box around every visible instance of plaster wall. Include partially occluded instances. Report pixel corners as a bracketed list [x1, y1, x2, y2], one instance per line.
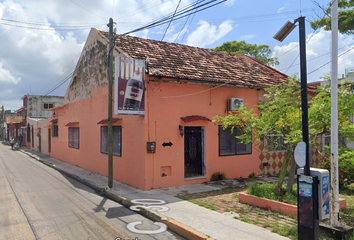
[27, 118, 48, 155]
[27, 95, 64, 118]
[49, 85, 146, 189]
[144, 79, 260, 189]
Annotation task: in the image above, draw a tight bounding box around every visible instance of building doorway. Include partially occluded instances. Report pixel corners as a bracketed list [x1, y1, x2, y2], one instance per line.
[48, 129, 51, 153]
[184, 126, 205, 178]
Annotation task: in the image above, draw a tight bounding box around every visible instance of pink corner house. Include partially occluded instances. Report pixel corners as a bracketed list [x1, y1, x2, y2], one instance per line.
[47, 28, 287, 190]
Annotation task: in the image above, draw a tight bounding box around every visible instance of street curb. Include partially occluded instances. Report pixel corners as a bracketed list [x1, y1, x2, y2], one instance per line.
[104, 189, 212, 240]
[19, 149, 104, 193]
[19, 149, 213, 240]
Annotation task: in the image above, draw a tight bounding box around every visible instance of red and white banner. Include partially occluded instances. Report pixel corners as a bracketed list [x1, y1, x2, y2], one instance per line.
[114, 57, 145, 115]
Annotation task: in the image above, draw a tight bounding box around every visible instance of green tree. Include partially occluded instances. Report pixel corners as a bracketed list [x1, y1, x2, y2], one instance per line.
[211, 40, 279, 66]
[310, 0, 354, 34]
[214, 76, 354, 194]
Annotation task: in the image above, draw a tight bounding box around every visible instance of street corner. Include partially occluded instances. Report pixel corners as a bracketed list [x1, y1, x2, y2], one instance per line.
[161, 217, 213, 240]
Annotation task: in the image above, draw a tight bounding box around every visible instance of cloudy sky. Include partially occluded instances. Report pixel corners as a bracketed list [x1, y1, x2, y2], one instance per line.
[0, 0, 353, 110]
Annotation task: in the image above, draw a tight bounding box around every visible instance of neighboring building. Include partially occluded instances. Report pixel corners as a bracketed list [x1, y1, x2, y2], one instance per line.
[0, 106, 4, 139]
[23, 95, 64, 119]
[47, 28, 324, 190]
[17, 95, 64, 150]
[6, 115, 23, 141]
[27, 118, 48, 154]
[2, 110, 16, 140]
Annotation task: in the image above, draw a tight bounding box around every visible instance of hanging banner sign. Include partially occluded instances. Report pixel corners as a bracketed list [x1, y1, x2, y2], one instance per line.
[114, 57, 145, 115]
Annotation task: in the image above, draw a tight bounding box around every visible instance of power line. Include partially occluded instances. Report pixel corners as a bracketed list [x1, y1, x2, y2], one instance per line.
[123, 0, 226, 36]
[0, 22, 105, 31]
[111, 0, 115, 18]
[67, 0, 106, 21]
[39, 1, 226, 96]
[43, 71, 76, 96]
[38, 54, 81, 95]
[115, 0, 158, 21]
[161, 0, 182, 41]
[307, 46, 354, 75]
[282, 3, 334, 73]
[276, 44, 298, 59]
[278, 43, 354, 72]
[41, 34, 103, 96]
[176, 0, 202, 43]
[0, 18, 105, 27]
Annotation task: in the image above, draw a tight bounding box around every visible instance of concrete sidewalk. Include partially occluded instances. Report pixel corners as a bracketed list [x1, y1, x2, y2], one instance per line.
[18, 147, 290, 240]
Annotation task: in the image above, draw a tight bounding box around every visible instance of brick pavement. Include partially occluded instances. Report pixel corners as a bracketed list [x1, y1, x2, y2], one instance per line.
[177, 187, 297, 234]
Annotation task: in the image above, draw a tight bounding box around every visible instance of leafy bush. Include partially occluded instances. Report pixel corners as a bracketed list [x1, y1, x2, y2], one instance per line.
[210, 172, 226, 181]
[246, 183, 297, 205]
[319, 148, 354, 188]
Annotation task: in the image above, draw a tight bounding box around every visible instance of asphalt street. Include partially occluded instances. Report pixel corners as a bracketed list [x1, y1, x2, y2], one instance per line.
[0, 143, 184, 240]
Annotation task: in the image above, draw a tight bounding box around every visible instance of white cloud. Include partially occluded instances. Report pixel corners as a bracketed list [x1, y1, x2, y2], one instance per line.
[272, 29, 354, 82]
[277, 3, 289, 13]
[186, 20, 233, 47]
[0, 99, 22, 111]
[225, 0, 236, 6]
[164, 26, 188, 43]
[0, 0, 235, 110]
[277, 6, 285, 13]
[0, 63, 21, 84]
[240, 34, 256, 40]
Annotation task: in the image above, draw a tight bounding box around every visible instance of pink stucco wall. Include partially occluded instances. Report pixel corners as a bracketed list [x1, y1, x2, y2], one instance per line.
[48, 85, 146, 189]
[48, 76, 261, 190]
[144, 79, 260, 189]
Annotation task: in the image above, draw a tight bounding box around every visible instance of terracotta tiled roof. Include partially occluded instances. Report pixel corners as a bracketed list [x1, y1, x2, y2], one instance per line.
[97, 29, 287, 89]
[181, 115, 212, 123]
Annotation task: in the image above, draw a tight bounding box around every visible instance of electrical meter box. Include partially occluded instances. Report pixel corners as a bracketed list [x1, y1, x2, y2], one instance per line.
[297, 168, 330, 220]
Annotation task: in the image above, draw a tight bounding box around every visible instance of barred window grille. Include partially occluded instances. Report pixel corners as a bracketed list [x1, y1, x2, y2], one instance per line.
[68, 127, 79, 149]
[53, 125, 58, 137]
[101, 126, 122, 156]
[219, 126, 252, 156]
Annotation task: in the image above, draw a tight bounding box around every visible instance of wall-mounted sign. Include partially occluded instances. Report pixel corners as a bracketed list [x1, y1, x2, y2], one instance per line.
[114, 57, 145, 115]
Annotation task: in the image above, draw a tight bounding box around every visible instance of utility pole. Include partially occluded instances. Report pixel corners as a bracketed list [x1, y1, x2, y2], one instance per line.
[108, 18, 114, 188]
[330, 0, 340, 227]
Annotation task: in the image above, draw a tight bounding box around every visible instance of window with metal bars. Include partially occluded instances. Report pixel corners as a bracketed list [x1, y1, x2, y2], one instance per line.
[101, 126, 121, 156]
[219, 126, 252, 156]
[68, 127, 79, 149]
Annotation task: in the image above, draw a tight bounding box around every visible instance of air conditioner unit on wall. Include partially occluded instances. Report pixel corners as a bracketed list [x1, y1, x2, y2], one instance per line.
[228, 98, 244, 111]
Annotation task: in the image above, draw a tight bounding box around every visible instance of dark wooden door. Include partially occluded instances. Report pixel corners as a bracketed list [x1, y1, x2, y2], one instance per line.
[184, 127, 204, 178]
[48, 129, 51, 153]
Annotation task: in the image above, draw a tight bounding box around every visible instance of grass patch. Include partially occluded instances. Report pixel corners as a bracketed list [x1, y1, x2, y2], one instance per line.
[262, 222, 271, 228]
[279, 225, 297, 238]
[246, 182, 297, 205]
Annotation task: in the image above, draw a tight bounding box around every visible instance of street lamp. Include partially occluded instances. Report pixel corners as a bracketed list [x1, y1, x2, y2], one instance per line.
[273, 21, 296, 42]
[274, 17, 311, 176]
[274, 17, 318, 240]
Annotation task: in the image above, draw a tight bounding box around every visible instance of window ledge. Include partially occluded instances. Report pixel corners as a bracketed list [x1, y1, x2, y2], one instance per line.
[184, 176, 206, 180]
[100, 152, 121, 157]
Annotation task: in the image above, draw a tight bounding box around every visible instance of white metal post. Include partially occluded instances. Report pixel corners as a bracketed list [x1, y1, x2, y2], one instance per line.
[330, 0, 340, 227]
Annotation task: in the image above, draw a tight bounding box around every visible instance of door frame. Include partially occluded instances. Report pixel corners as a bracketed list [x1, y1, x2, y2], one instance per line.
[48, 128, 51, 153]
[184, 126, 206, 179]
